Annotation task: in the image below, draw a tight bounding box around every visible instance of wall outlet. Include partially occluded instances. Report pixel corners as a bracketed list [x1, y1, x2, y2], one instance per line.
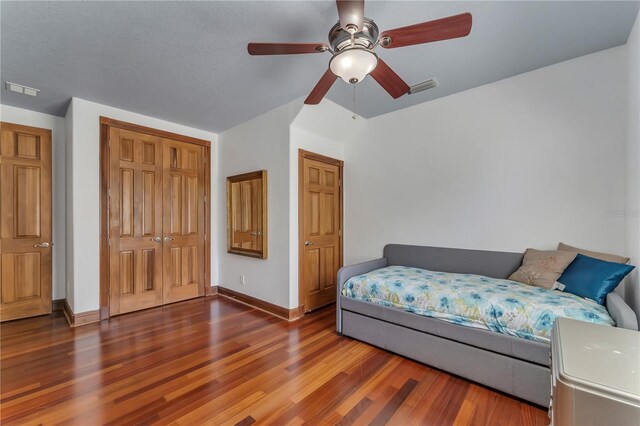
[240, 274, 245, 285]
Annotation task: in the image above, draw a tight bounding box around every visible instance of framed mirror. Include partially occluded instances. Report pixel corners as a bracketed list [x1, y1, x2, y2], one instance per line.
[227, 170, 268, 259]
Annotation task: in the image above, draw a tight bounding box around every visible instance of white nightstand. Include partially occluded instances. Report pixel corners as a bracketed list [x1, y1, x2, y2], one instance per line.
[550, 317, 640, 425]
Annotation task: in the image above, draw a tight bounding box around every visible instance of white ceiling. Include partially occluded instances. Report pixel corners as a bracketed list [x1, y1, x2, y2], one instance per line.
[1, 1, 638, 133]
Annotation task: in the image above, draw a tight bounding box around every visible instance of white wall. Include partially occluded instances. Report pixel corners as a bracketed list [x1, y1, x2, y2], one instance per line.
[344, 47, 629, 278]
[625, 12, 640, 320]
[217, 102, 301, 308]
[67, 97, 218, 312]
[1, 104, 67, 300]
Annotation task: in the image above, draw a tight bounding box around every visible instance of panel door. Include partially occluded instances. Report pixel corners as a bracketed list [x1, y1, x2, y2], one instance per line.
[109, 128, 163, 315]
[230, 178, 264, 251]
[162, 139, 205, 304]
[0, 122, 52, 321]
[301, 157, 341, 311]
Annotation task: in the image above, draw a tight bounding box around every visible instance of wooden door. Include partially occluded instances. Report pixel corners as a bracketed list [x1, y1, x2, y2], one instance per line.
[299, 151, 343, 312]
[162, 139, 205, 304]
[108, 128, 164, 315]
[0, 122, 52, 321]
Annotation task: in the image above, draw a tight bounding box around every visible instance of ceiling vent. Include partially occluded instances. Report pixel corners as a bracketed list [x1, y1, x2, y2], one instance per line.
[5, 81, 39, 97]
[408, 78, 439, 95]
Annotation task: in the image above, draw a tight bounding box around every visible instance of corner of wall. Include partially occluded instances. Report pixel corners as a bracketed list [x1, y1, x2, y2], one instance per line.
[217, 101, 293, 308]
[287, 98, 305, 124]
[64, 99, 75, 309]
[625, 11, 640, 321]
[287, 98, 361, 308]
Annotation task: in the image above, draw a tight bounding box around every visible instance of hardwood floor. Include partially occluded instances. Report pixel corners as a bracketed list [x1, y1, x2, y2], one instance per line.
[1, 296, 548, 425]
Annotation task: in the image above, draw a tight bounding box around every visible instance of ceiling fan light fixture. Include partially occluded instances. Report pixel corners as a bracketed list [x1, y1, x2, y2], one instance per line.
[329, 48, 377, 84]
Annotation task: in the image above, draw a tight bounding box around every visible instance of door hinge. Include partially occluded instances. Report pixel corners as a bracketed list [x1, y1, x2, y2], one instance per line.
[338, 179, 341, 187]
[108, 238, 111, 247]
[339, 229, 342, 237]
[108, 138, 111, 147]
[204, 195, 207, 203]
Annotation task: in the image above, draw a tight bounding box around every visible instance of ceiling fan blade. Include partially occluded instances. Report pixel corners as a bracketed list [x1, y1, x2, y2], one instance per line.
[247, 43, 329, 55]
[380, 12, 472, 49]
[305, 69, 338, 105]
[370, 58, 409, 99]
[336, 0, 364, 32]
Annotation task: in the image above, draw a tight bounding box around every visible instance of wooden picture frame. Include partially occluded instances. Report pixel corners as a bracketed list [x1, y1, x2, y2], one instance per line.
[227, 170, 268, 259]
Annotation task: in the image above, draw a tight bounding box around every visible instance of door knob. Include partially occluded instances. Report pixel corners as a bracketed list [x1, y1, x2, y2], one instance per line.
[34, 242, 51, 248]
[250, 232, 258, 237]
[164, 236, 174, 242]
[151, 236, 162, 242]
[304, 241, 315, 246]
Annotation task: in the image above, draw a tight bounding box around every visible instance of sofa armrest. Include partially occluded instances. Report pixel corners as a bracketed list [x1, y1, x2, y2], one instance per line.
[606, 292, 638, 331]
[336, 258, 388, 333]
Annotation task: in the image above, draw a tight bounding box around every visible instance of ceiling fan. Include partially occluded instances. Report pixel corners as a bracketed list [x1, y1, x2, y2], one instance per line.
[247, 0, 472, 105]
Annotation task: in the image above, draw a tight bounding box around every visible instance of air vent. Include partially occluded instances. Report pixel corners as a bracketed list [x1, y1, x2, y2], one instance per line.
[408, 78, 439, 95]
[5, 81, 39, 97]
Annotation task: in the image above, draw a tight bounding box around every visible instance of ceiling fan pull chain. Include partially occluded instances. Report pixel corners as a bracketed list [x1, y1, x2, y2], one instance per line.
[352, 85, 357, 120]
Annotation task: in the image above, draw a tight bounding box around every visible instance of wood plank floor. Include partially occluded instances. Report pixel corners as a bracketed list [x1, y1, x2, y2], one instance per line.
[1, 296, 548, 425]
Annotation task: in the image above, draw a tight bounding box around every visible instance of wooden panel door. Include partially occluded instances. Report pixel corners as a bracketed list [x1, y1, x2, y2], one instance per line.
[108, 128, 164, 315]
[162, 139, 205, 304]
[0, 122, 52, 321]
[300, 153, 343, 312]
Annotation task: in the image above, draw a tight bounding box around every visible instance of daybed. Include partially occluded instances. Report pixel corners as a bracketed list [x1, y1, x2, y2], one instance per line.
[336, 244, 638, 407]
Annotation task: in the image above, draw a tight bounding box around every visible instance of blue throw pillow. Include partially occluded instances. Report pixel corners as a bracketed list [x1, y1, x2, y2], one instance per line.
[558, 254, 635, 305]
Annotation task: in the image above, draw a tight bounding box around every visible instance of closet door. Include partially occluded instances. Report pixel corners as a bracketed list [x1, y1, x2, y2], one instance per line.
[162, 139, 205, 304]
[0, 122, 52, 321]
[108, 128, 163, 315]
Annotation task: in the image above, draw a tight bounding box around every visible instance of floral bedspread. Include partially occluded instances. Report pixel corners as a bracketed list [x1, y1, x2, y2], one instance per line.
[342, 266, 614, 343]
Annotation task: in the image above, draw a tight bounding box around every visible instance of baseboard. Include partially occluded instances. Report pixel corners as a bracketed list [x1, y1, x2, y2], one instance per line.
[217, 286, 303, 321]
[292, 305, 305, 320]
[56, 287, 300, 326]
[52, 299, 65, 312]
[63, 300, 100, 327]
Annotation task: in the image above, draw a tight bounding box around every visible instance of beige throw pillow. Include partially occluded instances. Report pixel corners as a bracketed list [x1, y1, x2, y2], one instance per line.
[509, 249, 577, 289]
[557, 242, 630, 264]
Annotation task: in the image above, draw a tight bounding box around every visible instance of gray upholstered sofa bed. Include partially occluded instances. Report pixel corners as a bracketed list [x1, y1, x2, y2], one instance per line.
[336, 244, 639, 407]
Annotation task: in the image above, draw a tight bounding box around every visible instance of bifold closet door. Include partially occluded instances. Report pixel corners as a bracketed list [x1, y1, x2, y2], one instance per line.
[108, 128, 164, 315]
[0, 122, 52, 321]
[108, 131, 205, 315]
[161, 139, 205, 304]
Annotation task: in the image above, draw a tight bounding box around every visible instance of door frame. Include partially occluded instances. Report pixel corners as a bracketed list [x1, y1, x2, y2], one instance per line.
[297, 149, 344, 314]
[99, 117, 211, 320]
